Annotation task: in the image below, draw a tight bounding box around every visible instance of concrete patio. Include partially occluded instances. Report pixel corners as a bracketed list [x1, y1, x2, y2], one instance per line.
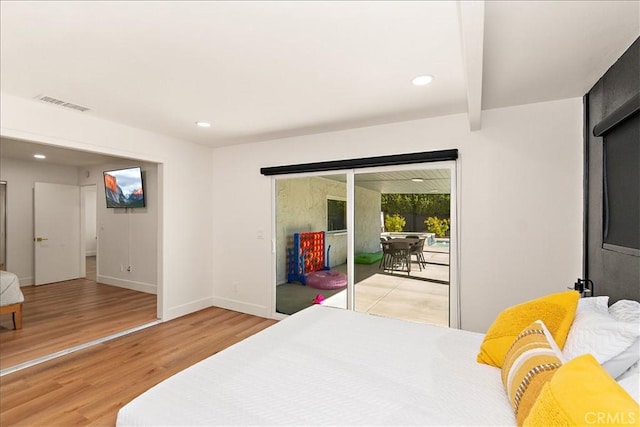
[276, 239, 451, 327]
[327, 244, 450, 326]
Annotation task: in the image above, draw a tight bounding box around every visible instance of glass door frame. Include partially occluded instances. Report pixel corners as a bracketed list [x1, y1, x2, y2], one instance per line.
[270, 160, 460, 328]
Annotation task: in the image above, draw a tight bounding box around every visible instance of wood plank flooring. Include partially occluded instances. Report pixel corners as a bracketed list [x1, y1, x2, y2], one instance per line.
[0, 278, 157, 370]
[0, 307, 277, 426]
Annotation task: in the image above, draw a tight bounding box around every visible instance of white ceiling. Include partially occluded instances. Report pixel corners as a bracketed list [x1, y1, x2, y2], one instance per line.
[0, 1, 638, 150]
[324, 169, 452, 194]
[355, 169, 451, 194]
[0, 136, 133, 167]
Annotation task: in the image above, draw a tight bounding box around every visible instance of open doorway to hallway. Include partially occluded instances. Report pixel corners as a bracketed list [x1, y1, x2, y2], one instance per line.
[0, 136, 160, 373]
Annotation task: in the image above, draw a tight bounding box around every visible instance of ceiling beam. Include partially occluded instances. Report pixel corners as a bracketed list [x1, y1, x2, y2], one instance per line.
[458, 0, 485, 131]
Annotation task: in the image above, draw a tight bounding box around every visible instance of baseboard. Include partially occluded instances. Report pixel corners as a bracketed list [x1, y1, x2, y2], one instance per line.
[164, 297, 271, 322]
[210, 296, 270, 318]
[19, 276, 33, 286]
[165, 297, 215, 321]
[97, 275, 157, 295]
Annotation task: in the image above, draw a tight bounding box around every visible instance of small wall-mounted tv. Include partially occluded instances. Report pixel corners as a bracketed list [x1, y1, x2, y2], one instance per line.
[103, 167, 146, 208]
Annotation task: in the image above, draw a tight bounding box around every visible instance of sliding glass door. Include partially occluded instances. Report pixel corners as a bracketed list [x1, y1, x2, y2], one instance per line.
[352, 166, 454, 326]
[272, 161, 458, 327]
[274, 173, 349, 315]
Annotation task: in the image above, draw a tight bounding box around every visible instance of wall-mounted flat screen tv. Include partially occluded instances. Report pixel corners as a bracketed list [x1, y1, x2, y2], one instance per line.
[103, 167, 146, 208]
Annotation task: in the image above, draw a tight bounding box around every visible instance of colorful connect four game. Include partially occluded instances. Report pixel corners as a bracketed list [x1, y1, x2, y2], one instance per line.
[287, 231, 327, 285]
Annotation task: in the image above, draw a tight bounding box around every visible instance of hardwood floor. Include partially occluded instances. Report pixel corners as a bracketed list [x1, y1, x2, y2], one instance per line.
[0, 259, 157, 370]
[86, 255, 97, 282]
[0, 307, 277, 426]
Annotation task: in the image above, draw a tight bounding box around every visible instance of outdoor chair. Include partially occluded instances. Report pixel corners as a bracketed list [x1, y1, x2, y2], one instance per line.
[379, 238, 389, 267]
[381, 240, 412, 275]
[409, 238, 427, 271]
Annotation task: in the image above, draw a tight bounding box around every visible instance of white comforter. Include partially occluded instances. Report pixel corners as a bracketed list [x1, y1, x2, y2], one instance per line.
[117, 306, 515, 426]
[0, 271, 24, 306]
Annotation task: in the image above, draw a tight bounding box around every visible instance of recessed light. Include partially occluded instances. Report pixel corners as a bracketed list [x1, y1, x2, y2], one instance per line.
[33, 154, 46, 159]
[411, 178, 424, 182]
[195, 121, 211, 128]
[412, 75, 434, 86]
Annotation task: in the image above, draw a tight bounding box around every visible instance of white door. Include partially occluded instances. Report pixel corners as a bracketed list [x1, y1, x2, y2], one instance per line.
[34, 182, 81, 285]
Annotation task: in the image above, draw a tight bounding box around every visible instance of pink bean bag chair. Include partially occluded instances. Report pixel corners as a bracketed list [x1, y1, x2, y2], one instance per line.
[306, 270, 347, 290]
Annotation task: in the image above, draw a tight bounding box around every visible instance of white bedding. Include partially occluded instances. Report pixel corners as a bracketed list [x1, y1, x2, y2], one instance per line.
[0, 271, 24, 306]
[117, 306, 515, 426]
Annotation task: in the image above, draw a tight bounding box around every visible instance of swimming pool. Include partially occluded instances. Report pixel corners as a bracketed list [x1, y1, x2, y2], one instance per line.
[425, 236, 450, 247]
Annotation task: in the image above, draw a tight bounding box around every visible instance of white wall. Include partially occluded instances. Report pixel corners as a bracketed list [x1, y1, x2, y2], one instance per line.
[355, 186, 383, 254]
[0, 156, 157, 293]
[212, 98, 583, 332]
[275, 176, 380, 285]
[0, 93, 584, 330]
[0, 158, 80, 284]
[78, 163, 158, 294]
[276, 177, 347, 285]
[1, 93, 214, 321]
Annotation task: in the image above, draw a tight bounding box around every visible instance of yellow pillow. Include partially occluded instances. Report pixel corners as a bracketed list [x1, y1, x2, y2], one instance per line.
[524, 354, 640, 427]
[478, 291, 580, 367]
[501, 320, 565, 426]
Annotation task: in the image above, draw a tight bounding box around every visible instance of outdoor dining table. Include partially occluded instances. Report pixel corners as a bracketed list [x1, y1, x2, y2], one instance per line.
[380, 238, 424, 274]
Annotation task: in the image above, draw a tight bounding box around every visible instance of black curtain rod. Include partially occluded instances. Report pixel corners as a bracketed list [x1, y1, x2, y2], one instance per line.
[593, 93, 640, 137]
[260, 149, 458, 176]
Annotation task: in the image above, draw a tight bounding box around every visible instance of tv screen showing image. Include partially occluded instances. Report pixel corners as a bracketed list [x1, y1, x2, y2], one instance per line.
[103, 167, 146, 208]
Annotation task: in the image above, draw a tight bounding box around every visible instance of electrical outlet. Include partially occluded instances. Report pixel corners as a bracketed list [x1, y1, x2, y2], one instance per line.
[120, 264, 124, 272]
[233, 282, 239, 294]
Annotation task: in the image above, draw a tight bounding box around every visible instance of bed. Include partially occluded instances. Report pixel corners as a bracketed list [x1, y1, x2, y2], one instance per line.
[117, 293, 639, 427]
[117, 305, 516, 426]
[0, 270, 24, 330]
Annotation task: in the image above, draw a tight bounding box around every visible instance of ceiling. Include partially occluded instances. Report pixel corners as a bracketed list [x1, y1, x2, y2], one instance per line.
[0, 1, 638, 151]
[323, 169, 451, 194]
[0, 137, 134, 167]
[355, 169, 451, 194]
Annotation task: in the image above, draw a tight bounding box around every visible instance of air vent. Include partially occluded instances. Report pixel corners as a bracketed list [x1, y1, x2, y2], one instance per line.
[35, 95, 90, 112]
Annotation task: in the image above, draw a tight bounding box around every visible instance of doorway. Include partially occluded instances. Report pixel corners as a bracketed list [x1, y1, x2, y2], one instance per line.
[82, 185, 98, 282]
[274, 173, 349, 315]
[272, 161, 458, 328]
[348, 166, 451, 326]
[0, 137, 161, 373]
[33, 182, 82, 285]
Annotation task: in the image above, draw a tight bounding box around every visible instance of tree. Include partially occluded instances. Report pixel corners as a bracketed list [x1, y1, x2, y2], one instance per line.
[381, 194, 450, 231]
[425, 216, 450, 237]
[380, 194, 411, 213]
[381, 194, 450, 219]
[384, 214, 406, 232]
[423, 194, 450, 218]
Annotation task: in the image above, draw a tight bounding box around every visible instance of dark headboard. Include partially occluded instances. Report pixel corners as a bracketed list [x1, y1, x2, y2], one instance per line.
[584, 37, 640, 303]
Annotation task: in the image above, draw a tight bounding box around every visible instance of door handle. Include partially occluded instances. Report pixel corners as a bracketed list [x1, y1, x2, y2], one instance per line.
[35, 237, 49, 242]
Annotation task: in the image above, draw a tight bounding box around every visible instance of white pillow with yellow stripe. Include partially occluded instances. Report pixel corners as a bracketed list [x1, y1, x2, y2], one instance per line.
[501, 320, 566, 426]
